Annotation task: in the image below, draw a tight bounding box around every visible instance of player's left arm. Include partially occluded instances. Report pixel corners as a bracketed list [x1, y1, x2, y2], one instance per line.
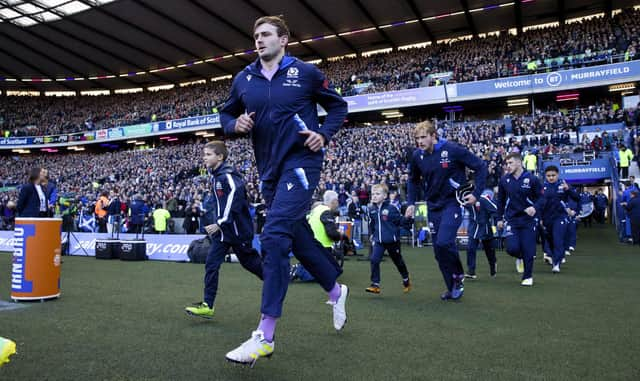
[310, 66, 348, 144]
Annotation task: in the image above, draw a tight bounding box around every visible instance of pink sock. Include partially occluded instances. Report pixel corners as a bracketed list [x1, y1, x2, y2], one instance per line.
[257, 314, 277, 342]
[328, 282, 342, 303]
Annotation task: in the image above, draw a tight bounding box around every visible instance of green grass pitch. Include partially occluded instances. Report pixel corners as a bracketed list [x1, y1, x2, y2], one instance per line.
[1, 225, 639, 380]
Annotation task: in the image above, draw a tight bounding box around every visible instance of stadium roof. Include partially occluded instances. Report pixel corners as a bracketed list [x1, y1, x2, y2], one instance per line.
[0, 0, 638, 92]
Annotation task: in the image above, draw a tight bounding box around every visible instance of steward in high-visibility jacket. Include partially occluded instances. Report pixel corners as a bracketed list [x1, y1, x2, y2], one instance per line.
[307, 191, 341, 249]
[523, 152, 537, 173]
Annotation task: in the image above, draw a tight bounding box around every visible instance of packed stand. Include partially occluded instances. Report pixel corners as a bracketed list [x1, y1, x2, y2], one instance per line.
[0, 80, 229, 137]
[2, 10, 639, 137]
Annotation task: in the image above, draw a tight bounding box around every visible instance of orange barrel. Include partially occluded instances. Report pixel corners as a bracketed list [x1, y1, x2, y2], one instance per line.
[11, 218, 62, 301]
[338, 221, 353, 240]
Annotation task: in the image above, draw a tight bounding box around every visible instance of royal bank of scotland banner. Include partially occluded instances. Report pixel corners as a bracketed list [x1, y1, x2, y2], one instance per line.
[457, 61, 640, 99]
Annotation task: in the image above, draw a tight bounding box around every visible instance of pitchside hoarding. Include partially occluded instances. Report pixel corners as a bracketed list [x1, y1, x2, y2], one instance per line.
[0, 231, 195, 262]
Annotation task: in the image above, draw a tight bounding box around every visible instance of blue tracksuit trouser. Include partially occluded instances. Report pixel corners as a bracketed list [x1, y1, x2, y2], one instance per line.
[466, 222, 497, 273]
[544, 218, 568, 267]
[504, 221, 537, 280]
[204, 240, 263, 308]
[428, 204, 464, 292]
[370, 241, 409, 285]
[565, 217, 577, 250]
[260, 168, 342, 317]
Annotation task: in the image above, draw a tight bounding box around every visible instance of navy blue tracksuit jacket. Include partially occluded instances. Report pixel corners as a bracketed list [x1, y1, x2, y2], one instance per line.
[496, 171, 543, 228]
[368, 200, 412, 244]
[220, 55, 347, 182]
[534, 181, 579, 224]
[407, 139, 487, 210]
[210, 163, 253, 244]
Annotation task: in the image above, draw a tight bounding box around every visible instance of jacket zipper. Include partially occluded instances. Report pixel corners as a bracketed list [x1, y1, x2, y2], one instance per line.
[377, 205, 383, 243]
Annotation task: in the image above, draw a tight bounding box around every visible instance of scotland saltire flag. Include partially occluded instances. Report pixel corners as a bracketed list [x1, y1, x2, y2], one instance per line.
[78, 211, 97, 232]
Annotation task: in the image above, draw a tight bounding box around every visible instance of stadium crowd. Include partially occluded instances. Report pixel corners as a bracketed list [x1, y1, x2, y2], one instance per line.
[1, 10, 639, 138]
[1, 97, 638, 233]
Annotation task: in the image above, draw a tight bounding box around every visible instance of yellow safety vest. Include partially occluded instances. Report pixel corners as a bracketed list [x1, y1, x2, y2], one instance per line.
[308, 204, 334, 248]
[620, 149, 634, 167]
[525, 154, 537, 171]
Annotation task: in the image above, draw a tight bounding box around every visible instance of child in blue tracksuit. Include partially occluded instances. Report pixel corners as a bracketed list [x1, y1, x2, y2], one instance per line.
[465, 189, 498, 279]
[534, 165, 578, 273]
[407, 121, 487, 300]
[184, 141, 264, 319]
[497, 152, 543, 286]
[366, 184, 412, 294]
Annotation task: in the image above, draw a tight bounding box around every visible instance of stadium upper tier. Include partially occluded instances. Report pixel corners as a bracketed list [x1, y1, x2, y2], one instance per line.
[1, 10, 638, 139]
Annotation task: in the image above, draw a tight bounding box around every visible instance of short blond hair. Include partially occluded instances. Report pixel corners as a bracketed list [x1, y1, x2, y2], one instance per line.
[371, 183, 388, 195]
[414, 120, 436, 137]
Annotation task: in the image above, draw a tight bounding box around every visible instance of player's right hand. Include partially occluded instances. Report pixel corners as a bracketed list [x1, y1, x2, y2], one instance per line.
[497, 220, 504, 230]
[235, 112, 255, 133]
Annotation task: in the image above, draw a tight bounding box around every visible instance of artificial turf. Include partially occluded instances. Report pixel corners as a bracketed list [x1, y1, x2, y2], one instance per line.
[1, 224, 639, 380]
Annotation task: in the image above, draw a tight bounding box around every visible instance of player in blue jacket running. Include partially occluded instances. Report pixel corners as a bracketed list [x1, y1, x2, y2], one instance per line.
[496, 152, 543, 286]
[535, 165, 579, 273]
[220, 15, 349, 366]
[406, 120, 487, 301]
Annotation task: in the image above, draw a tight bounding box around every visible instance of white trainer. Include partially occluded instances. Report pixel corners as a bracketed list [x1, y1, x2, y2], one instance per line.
[327, 284, 348, 331]
[552, 265, 560, 273]
[521, 278, 533, 286]
[225, 330, 274, 367]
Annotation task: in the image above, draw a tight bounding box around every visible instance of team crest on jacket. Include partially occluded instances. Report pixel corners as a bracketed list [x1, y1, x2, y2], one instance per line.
[440, 150, 450, 168]
[287, 67, 299, 78]
[215, 181, 224, 197]
[246, 74, 252, 82]
[522, 178, 530, 188]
